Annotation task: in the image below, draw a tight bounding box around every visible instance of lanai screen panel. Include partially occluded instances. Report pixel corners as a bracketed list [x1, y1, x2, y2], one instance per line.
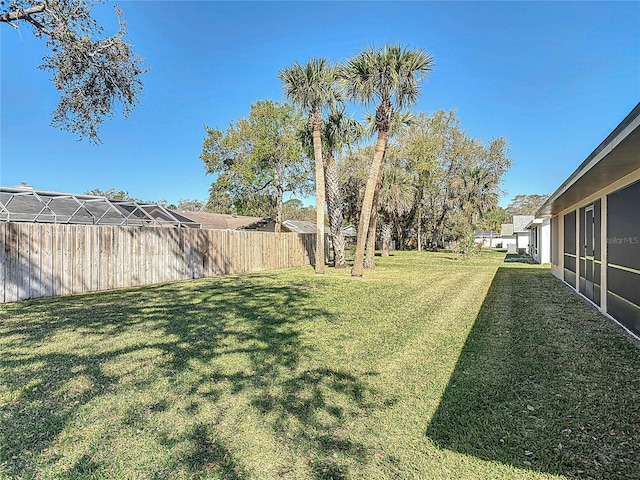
[0, 191, 55, 222]
[0, 187, 201, 228]
[0, 189, 123, 224]
[607, 180, 640, 336]
[579, 201, 601, 306]
[81, 199, 131, 225]
[551, 216, 559, 266]
[593, 200, 602, 304]
[564, 211, 577, 287]
[43, 194, 99, 224]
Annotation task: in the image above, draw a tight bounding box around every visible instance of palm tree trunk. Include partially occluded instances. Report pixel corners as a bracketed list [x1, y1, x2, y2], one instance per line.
[433, 206, 450, 249]
[275, 165, 284, 233]
[395, 218, 404, 251]
[351, 130, 387, 277]
[275, 187, 283, 233]
[417, 204, 422, 251]
[313, 125, 325, 274]
[364, 206, 378, 268]
[324, 151, 346, 268]
[364, 164, 384, 268]
[381, 215, 392, 257]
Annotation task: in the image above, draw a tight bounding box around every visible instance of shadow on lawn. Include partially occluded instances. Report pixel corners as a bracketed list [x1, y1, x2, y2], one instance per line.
[426, 266, 640, 479]
[0, 273, 386, 479]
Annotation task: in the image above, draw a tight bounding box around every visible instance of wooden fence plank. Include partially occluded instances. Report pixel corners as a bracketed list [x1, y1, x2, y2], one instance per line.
[138, 227, 146, 286]
[123, 227, 131, 288]
[92, 226, 99, 291]
[174, 228, 182, 282]
[113, 226, 126, 288]
[107, 226, 115, 291]
[213, 230, 223, 275]
[5, 223, 16, 302]
[131, 227, 139, 287]
[16, 223, 29, 300]
[42, 224, 54, 298]
[98, 226, 106, 291]
[147, 228, 155, 285]
[75, 225, 85, 294]
[51, 224, 60, 297]
[60, 225, 71, 296]
[29, 223, 42, 298]
[117, 227, 124, 289]
[166, 228, 175, 283]
[155, 228, 164, 284]
[0, 224, 5, 303]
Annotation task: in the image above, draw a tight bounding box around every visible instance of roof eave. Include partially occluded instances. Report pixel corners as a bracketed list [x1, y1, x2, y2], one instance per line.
[536, 103, 640, 218]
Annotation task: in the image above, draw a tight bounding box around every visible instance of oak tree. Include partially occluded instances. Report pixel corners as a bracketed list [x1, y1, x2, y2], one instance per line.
[1, 0, 147, 142]
[200, 100, 313, 231]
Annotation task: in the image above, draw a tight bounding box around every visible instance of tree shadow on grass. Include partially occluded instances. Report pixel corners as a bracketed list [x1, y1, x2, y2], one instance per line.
[0, 272, 391, 479]
[426, 266, 640, 479]
[181, 423, 248, 480]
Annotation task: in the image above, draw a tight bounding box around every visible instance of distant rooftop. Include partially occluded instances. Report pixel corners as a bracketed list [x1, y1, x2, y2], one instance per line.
[500, 223, 514, 237]
[170, 211, 274, 231]
[513, 215, 535, 233]
[282, 219, 323, 234]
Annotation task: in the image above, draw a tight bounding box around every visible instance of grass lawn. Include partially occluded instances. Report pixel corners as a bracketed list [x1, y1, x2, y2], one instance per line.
[1, 250, 638, 479]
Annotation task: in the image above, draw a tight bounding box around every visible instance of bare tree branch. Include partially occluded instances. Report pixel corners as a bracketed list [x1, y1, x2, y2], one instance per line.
[0, 4, 45, 23]
[1, 0, 147, 143]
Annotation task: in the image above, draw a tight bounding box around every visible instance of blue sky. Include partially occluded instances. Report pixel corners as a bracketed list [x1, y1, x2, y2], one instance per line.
[1, 1, 638, 207]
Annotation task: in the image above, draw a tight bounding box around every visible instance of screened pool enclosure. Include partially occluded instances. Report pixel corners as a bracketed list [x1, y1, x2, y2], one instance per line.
[0, 185, 200, 228]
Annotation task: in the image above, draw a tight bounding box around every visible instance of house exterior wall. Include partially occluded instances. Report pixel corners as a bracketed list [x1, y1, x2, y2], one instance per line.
[529, 219, 551, 264]
[540, 220, 551, 264]
[529, 227, 538, 259]
[500, 236, 516, 249]
[516, 232, 529, 253]
[549, 167, 640, 337]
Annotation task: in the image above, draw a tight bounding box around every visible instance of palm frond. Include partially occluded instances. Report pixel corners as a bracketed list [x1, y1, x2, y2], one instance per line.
[342, 43, 434, 130]
[279, 57, 341, 119]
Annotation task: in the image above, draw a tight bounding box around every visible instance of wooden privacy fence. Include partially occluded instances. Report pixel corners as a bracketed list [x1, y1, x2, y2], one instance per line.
[0, 222, 320, 303]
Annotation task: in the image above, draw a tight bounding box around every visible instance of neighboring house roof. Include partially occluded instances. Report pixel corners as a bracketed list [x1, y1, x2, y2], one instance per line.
[342, 225, 357, 237]
[282, 219, 333, 235]
[172, 211, 273, 230]
[513, 215, 535, 233]
[525, 218, 542, 229]
[537, 102, 640, 217]
[282, 219, 320, 234]
[0, 185, 199, 227]
[500, 223, 514, 237]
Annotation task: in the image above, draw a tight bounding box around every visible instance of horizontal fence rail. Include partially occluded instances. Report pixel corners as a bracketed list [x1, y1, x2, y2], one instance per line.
[0, 223, 320, 303]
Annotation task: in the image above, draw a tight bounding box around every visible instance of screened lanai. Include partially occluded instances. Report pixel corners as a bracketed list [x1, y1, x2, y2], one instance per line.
[0, 186, 200, 228]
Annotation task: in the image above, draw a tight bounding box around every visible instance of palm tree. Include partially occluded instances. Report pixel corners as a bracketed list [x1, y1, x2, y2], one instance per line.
[323, 105, 363, 268]
[279, 58, 339, 274]
[379, 164, 416, 256]
[342, 44, 434, 277]
[363, 164, 384, 269]
[462, 165, 499, 225]
[362, 110, 414, 268]
[338, 146, 372, 228]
